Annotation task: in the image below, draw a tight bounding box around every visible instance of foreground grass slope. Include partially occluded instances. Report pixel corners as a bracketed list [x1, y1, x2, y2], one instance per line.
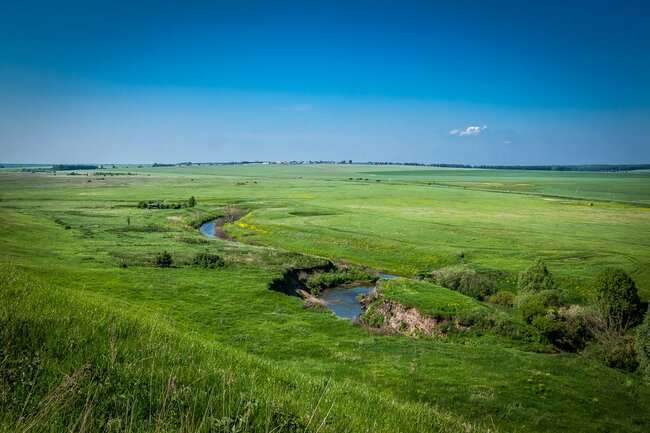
[1, 266, 478, 433]
[1, 165, 649, 432]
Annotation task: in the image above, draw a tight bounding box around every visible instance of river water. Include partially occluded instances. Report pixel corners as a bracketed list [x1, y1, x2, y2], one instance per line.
[320, 274, 399, 320]
[320, 285, 375, 320]
[199, 220, 217, 237]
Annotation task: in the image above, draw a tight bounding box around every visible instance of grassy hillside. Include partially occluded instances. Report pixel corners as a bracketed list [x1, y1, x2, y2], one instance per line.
[1, 265, 478, 433]
[1, 165, 649, 432]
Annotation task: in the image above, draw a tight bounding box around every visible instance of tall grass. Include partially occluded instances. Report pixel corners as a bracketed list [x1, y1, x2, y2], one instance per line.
[0, 265, 489, 433]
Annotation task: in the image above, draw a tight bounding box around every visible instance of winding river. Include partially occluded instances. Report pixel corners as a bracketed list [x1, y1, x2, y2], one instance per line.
[199, 219, 399, 320]
[199, 217, 231, 240]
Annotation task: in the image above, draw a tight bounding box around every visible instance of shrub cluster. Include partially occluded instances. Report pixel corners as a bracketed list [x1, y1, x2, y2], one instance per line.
[154, 251, 173, 268]
[572, 269, 645, 371]
[584, 332, 639, 371]
[431, 265, 496, 300]
[454, 308, 543, 345]
[138, 196, 197, 209]
[514, 262, 647, 367]
[191, 251, 225, 268]
[488, 290, 515, 307]
[538, 305, 598, 352]
[515, 291, 597, 352]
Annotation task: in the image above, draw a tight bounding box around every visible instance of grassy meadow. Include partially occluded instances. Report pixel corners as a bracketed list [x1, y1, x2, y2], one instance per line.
[1, 164, 649, 432]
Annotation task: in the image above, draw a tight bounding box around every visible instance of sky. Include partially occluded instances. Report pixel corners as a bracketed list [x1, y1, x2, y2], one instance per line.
[1, 0, 649, 164]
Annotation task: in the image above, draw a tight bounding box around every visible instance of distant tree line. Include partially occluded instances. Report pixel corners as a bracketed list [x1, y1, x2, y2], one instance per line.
[460, 164, 650, 172]
[144, 161, 650, 172]
[23, 161, 650, 172]
[93, 172, 137, 176]
[358, 162, 650, 172]
[53, 164, 99, 170]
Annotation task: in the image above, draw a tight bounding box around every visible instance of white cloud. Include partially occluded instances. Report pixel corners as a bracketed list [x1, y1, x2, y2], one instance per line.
[450, 125, 487, 136]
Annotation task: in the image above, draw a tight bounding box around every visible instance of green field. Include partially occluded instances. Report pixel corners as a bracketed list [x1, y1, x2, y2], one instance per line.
[1, 165, 649, 432]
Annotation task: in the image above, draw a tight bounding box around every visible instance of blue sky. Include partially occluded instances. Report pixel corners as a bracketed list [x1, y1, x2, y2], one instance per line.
[1, 0, 649, 164]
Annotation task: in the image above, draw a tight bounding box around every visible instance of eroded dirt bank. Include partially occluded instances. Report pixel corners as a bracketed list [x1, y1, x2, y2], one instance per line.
[360, 293, 443, 336]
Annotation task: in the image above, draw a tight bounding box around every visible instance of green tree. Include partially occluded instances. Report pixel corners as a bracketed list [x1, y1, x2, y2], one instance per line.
[596, 268, 642, 330]
[188, 196, 197, 208]
[517, 259, 556, 292]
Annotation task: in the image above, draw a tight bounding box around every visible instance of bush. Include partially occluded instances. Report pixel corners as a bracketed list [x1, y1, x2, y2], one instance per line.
[188, 196, 197, 207]
[517, 259, 556, 293]
[595, 268, 643, 330]
[154, 251, 173, 268]
[517, 290, 562, 324]
[488, 291, 515, 307]
[453, 309, 545, 346]
[637, 312, 650, 383]
[431, 265, 496, 300]
[531, 305, 596, 352]
[491, 316, 542, 344]
[516, 289, 597, 350]
[584, 333, 638, 372]
[555, 305, 598, 351]
[455, 308, 493, 328]
[191, 251, 225, 268]
[531, 313, 564, 343]
[582, 298, 642, 371]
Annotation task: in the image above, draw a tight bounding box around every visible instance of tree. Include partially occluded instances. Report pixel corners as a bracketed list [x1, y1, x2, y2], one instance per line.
[517, 259, 556, 292]
[596, 268, 642, 330]
[188, 196, 196, 208]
